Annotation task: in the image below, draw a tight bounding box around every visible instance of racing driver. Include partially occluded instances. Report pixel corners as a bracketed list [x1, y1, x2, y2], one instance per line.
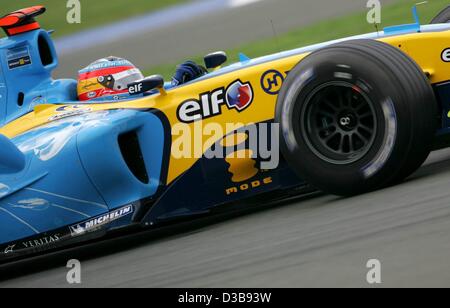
[77, 56, 207, 101]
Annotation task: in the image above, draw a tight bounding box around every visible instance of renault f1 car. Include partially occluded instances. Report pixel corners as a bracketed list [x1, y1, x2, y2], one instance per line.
[1, 5, 450, 262]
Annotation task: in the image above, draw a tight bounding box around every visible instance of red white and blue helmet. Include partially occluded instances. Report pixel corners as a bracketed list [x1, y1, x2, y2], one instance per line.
[77, 56, 144, 101]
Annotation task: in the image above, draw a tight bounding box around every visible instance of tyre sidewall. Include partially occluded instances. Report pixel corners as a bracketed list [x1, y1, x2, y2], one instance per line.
[277, 48, 415, 194]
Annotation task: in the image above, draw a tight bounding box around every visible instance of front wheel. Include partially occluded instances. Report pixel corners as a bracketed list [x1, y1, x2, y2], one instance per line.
[276, 39, 437, 196]
[431, 6, 450, 24]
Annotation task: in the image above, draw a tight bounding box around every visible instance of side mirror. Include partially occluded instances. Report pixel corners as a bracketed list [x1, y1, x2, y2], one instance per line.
[204, 51, 227, 70]
[128, 75, 164, 96]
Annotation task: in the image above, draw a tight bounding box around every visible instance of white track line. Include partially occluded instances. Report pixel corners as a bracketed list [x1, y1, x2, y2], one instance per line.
[229, 0, 264, 8]
[56, 0, 267, 55]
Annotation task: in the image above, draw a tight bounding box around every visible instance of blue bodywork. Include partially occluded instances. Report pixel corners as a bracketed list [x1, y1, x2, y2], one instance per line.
[0, 107, 177, 258]
[0, 28, 77, 125]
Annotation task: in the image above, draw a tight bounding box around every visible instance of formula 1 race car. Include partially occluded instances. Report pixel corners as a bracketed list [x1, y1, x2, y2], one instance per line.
[1, 5, 450, 262]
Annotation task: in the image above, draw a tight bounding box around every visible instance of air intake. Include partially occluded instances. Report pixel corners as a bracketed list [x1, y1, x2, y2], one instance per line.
[118, 131, 149, 184]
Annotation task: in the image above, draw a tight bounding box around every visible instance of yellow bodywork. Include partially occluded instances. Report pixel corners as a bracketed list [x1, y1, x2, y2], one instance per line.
[1, 30, 449, 184]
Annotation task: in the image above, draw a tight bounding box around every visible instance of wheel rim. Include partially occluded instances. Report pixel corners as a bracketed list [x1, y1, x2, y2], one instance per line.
[301, 82, 378, 165]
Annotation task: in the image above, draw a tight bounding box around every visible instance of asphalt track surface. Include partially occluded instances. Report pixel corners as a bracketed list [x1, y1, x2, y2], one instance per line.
[54, 0, 396, 78]
[1, 148, 450, 288]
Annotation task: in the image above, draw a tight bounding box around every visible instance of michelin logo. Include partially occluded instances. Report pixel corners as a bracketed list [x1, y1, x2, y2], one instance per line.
[70, 205, 133, 237]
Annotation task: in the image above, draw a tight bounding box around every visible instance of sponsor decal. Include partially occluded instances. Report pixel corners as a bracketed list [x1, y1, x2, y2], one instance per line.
[177, 80, 254, 123]
[79, 59, 132, 73]
[4, 244, 15, 254]
[221, 130, 277, 195]
[21, 234, 61, 249]
[69, 205, 133, 237]
[7, 46, 32, 70]
[226, 148, 259, 183]
[128, 82, 143, 95]
[3, 234, 61, 255]
[442, 48, 450, 62]
[1, 205, 134, 258]
[49, 105, 92, 121]
[55, 105, 92, 112]
[12, 198, 50, 211]
[226, 177, 274, 195]
[260, 70, 285, 95]
[226, 80, 253, 111]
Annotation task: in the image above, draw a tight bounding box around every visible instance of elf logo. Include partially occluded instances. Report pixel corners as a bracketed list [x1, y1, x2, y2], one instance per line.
[226, 80, 253, 111]
[177, 80, 254, 123]
[128, 82, 143, 94]
[442, 48, 450, 62]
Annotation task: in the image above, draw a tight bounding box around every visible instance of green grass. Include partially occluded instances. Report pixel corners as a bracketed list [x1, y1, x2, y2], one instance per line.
[0, 0, 189, 37]
[144, 0, 450, 79]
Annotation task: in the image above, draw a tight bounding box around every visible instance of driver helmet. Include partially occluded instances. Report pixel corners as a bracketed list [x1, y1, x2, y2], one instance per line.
[77, 56, 144, 101]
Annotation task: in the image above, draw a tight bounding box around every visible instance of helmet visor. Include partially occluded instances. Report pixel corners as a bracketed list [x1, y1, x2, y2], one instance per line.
[98, 68, 144, 91]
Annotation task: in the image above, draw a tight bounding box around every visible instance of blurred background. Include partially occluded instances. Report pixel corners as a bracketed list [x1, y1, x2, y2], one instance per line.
[1, 0, 448, 79]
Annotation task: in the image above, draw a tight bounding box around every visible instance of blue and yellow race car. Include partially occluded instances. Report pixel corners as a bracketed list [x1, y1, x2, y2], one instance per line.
[1, 5, 450, 262]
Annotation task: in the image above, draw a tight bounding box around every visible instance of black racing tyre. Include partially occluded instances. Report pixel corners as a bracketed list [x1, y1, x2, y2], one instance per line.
[275, 39, 437, 196]
[431, 6, 450, 24]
